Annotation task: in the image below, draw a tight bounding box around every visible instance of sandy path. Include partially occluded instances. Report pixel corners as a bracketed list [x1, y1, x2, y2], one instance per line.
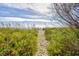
[35, 29, 48, 56]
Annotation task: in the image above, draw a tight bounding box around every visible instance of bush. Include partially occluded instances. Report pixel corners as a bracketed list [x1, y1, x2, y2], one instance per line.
[0, 28, 37, 56]
[45, 28, 79, 56]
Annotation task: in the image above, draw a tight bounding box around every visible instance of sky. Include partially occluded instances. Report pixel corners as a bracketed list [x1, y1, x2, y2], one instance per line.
[0, 3, 65, 27]
[3, 3, 51, 15]
[0, 3, 51, 20]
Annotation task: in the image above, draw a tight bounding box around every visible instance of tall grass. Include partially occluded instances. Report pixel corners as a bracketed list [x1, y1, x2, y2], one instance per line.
[0, 28, 37, 56]
[45, 28, 79, 56]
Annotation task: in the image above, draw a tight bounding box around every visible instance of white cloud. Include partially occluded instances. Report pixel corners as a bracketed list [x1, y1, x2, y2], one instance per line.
[2, 3, 51, 16]
[0, 17, 51, 22]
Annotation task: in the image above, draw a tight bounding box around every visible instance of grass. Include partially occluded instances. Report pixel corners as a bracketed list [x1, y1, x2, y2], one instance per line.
[0, 28, 37, 56]
[45, 28, 79, 56]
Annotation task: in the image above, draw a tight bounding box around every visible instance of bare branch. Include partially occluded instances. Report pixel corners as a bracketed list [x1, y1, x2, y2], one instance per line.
[53, 3, 79, 28]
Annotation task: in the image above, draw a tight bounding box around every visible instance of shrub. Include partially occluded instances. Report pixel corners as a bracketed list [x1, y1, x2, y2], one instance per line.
[45, 28, 79, 56]
[0, 28, 37, 56]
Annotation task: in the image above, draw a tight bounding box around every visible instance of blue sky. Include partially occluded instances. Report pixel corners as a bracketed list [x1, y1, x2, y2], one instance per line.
[1, 3, 78, 27]
[0, 4, 50, 20]
[0, 3, 68, 27]
[71, 6, 79, 18]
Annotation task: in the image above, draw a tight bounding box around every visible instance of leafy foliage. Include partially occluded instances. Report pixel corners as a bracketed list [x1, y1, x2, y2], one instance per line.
[0, 28, 37, 56]
[45, 28, 79, 56]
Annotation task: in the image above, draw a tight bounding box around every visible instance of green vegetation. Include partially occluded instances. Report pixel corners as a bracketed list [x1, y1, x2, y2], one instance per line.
[0, 28, 37, 56]
[45, 28, 79, 56]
